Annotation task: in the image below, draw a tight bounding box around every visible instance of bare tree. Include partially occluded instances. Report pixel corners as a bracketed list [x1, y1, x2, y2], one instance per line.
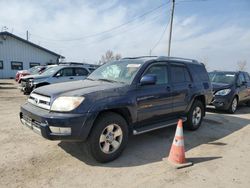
[237, 60, 247, 71]
[199, 57, 209, 70]
[99, 50, 122, 65]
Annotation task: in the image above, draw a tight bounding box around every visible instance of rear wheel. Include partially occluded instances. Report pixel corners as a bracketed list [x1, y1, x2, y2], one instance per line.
[86, 112, 128, 163]
[227, 97, 238, 114]
[185, 100, 204, 130]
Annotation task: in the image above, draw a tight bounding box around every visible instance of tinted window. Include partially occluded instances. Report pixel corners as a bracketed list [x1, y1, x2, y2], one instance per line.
[238, 73, 246, 84]
[144, 64, 168, 84]
[191, 64, 209, 81]
[0, 61, 3, 69]
[58, 68, 74, 76]
[244, 73, 250, 82]
[11, 61, 23, 70]
[75, 68, 88, 76]
[171, 65, 191, 83]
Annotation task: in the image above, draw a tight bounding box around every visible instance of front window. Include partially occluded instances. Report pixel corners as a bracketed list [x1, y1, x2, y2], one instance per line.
[209, 72, 236, 84]
[40, 66, 61, 76]
[88, 60, 143, 84]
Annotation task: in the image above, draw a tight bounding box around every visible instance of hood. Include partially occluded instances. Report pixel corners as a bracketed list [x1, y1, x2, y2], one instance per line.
[211, 82, 232, 92]
[21, 74, 49, 80]
[17, 70, 28, 74]
[33, 79, 126, 98]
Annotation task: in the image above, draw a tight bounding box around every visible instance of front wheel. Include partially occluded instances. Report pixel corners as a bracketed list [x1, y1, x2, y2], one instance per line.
[227, 97, 238, 114]
[86, 112, 128, 163]
[185, 100, 204, 130]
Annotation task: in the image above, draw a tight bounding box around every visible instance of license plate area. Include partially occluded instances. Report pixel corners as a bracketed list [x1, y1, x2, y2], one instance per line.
[21, 115, 42, 135]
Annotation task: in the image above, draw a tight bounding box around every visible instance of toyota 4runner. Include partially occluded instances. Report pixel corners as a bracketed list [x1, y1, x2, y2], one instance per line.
[20, 56, 213, 162]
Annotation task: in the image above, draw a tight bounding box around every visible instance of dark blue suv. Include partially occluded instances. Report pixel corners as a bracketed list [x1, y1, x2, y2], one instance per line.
[20, 56, 213, 162]
[209, 71, 250, 113]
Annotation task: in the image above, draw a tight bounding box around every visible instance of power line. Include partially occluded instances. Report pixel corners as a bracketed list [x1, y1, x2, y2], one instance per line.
[30, 1, 170, 42]
[150, 20, 170, 55]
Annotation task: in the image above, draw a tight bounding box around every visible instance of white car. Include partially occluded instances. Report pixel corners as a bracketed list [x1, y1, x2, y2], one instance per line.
[19, 65, 90, 94]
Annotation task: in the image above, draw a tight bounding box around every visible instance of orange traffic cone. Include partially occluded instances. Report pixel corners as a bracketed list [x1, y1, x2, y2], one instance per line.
[167, 119, 193, 169]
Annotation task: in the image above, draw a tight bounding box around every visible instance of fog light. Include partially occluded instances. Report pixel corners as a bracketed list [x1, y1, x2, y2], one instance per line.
[49, 126, 71, 135]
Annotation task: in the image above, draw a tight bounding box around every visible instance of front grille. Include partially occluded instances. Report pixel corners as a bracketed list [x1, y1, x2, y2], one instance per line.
[28, 93, 51, 110]
[21, 80, 28, 87]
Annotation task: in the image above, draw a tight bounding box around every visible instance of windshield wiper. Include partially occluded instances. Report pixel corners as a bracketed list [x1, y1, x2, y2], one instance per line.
[86, 77, 94, 81]
[97, 78, 116, 83]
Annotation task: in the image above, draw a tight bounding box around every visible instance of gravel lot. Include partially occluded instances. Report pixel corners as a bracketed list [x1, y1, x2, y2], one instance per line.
[0, 79, 250, 188]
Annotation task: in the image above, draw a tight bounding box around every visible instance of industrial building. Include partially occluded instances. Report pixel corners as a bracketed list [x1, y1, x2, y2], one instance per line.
[0, 32, 63, 78]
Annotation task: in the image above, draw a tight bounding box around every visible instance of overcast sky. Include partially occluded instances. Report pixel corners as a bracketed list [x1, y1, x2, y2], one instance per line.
[0, 0, 250, 72]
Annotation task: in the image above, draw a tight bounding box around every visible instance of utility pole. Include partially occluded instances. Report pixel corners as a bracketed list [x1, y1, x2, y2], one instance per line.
[26, 30, 29, 41]
[168, 0, 175, 56]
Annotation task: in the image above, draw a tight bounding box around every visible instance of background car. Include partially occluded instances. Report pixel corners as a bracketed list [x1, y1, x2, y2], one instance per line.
[208, 71, 250, 113]
[19, 64, 90, 94]
[16, 66, 47, 83]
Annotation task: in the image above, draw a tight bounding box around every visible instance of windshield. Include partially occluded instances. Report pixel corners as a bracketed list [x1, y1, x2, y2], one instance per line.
[88, 60, 143, 84]
[209, 72, 236, 84]
[40, 66, 61, 76]
[28, 66, 40, 74]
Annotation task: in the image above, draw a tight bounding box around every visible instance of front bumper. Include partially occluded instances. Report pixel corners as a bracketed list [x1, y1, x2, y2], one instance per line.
[208, 95, 233, 110]
[19, 80, 33, 94]
[20, 102, 95, 141]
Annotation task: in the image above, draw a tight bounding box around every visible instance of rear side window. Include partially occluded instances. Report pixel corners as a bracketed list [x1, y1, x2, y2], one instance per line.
[170, 65, 191, 83]
[190, 64, 209, 81]
[75, 68, 89, 76]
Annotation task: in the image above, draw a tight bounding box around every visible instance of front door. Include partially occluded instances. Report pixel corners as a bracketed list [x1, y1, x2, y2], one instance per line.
[51, 68, 75, 84]
[136, 63, 172, 124]
[237, 73, 249, 102]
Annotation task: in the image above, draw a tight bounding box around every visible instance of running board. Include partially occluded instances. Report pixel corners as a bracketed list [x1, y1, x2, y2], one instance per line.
[133, 117, 187, 135]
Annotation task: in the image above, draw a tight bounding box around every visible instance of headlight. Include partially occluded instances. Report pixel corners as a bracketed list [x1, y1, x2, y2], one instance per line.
[215, 89, 231, 96]
[29, 79, 34, 86]
[51, 96, 85, 112]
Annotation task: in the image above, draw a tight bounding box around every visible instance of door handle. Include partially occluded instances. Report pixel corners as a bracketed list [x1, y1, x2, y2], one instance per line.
[188, 84, 193, 88]
[69, 77, 74, 79]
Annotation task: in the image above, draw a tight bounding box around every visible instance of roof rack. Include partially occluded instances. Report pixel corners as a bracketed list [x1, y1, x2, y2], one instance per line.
[121, 56, 158, 60]
[157, 56, 197, 63]
[59, 62, 85, 66]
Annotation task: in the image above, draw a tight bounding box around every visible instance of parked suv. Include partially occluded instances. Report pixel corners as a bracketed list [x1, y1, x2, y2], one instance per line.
[20, 56, 213, 162]
[208, 71, 250, 113]
[19, 65, 90, 94]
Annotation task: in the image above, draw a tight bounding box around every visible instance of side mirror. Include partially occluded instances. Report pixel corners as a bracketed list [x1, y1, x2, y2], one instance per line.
[55, 73, 61, 77]
[140, 74, 157, 86]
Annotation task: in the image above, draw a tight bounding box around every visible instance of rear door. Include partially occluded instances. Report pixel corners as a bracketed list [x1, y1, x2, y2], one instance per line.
[136, 62, 173, 123]
[170, 63, 193, 113]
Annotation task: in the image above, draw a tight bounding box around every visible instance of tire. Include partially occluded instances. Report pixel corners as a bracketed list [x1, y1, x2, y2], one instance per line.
[227, 97, 238, 114]
[86, 112, 128, 163]
[184, 100, 204, 130]
[246, 101, 250, 107]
